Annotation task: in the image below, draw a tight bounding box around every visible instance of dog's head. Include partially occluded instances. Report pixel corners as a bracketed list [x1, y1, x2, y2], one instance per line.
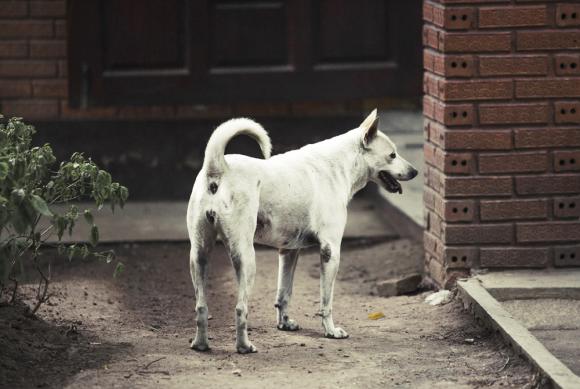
[359, 109, 418, 194]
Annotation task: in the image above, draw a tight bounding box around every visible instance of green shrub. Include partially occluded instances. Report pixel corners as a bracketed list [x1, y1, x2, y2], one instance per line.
[0, 115, 128, 313]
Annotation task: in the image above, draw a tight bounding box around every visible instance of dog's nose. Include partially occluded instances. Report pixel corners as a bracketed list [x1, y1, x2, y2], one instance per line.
[409, 168, 418, 179]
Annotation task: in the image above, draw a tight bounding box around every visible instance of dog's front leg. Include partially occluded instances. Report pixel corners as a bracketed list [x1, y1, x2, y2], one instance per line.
[319, 241, 348, 339]
[275, 249, 300, 331]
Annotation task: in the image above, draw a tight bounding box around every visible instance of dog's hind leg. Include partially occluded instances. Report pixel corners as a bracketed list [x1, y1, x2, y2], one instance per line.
[275, 249, 300, 331]
[224, 237, 258, 354]
[189, 224, 216, 352]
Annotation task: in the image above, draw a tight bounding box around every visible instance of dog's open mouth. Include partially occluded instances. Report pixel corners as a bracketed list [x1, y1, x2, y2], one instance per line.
[378, 171, 402, 194]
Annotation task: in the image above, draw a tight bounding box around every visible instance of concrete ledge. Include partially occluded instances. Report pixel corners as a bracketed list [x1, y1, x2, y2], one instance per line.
[475, 270, 580, 301]
[458, 278, 580, 389]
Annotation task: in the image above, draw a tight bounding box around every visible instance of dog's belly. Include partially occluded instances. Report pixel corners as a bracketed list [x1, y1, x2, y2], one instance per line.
[254, 230, 317, 249]
[254, 213, 317, 250]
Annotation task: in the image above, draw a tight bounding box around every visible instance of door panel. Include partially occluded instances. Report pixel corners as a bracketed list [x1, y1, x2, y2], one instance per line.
[211, 1, 288, 68]
[102, 0, 187, 71]
[316, 0, 390, 63]
[68, 0, 421, 107]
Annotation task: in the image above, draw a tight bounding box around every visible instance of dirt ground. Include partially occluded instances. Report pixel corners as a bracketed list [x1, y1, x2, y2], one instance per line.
[1, 240, 535, 388]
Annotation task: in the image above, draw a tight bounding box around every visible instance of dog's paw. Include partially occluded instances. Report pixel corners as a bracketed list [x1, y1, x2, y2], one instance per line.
[324, 327, 349, 339]
[236, 342, 258, 354]
[277, 319, 300, 331]
[191, 341, 211, 352]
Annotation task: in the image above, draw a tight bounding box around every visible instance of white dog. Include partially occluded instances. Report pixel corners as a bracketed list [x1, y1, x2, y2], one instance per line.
[187, 109, 418, 353]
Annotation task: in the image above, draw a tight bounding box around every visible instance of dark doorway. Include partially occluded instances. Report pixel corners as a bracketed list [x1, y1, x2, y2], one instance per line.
[68, 0, 422, 107]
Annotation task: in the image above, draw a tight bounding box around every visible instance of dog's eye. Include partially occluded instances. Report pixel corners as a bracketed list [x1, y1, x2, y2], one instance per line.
[390, 153, 396, 159]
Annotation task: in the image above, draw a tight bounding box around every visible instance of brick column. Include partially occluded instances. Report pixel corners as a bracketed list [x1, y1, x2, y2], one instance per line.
[423, 0, 580, 288]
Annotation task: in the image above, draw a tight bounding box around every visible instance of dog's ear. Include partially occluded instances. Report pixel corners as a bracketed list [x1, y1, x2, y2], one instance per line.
[361, 108, 379, 147]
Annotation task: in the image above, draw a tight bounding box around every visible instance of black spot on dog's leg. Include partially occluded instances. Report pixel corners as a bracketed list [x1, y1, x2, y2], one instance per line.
[206, 210, 216, 224]
[230, 252, 242, 274]
[320, 245, 332, 263]
[208, 182, 218, 194]
[303, 231, 319, 246]
[197, 252, 208, 267]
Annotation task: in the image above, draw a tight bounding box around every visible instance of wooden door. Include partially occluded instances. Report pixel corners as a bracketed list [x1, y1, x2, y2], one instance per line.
[68, 0, 422, 107]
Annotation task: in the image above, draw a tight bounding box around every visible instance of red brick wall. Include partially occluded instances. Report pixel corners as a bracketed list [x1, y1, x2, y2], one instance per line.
[0, 0, 406, 121]
[423, 0, 580, 288]
[0, 0, 66, 119]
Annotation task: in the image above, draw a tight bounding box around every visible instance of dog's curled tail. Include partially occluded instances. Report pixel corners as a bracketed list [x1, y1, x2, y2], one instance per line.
[203, 117, 272, 175]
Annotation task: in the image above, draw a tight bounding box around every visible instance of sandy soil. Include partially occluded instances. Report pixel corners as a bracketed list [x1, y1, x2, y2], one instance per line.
[1, 240, 535, 388]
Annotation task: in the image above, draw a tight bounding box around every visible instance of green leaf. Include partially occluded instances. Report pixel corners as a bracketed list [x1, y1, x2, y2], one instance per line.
[0, 206, 8, 226]
[30, 194, 53, 216]
[11, 188, 25, 204]
[67, 218, 75, 236]
[113, 262, 124, 278]
[119, 186, 129, 207]
[89, 224, 99, 247]
[80, 244, 90, 259]
[99, 250, 115, 264]
[69, 205, 78, 218]
[83, 209, 93, 224]
[67, 244, 76, 261]
[0, 162, 8, 179]
[13, 159, 25, 181]
[54, 216, 67, 240]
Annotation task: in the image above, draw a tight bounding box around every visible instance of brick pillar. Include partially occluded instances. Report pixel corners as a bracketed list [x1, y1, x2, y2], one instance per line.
[423, 0, 580, 288]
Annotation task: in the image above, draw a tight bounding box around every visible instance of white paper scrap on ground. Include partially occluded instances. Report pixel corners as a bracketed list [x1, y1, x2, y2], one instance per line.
[425, 290, 453, 306]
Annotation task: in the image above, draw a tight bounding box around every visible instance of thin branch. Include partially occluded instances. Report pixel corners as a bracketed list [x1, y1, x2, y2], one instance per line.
[143, 357, 166, 370]
[29, 256, 50, 315]
[48, 177, 85, 204]
[8, 274, 18, 304]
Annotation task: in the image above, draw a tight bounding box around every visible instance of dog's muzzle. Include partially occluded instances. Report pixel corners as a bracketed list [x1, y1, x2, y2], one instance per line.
[378, 171, 402, 194]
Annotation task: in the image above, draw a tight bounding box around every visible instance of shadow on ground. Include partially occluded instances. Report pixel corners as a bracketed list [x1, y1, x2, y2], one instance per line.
[2, 239, 534, 388]
[0, 302, 130, 388]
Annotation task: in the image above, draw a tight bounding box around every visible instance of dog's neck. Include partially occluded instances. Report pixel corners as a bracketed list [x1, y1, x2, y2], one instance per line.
[345, 133, 373, 200]
[305, 129, 371, 204]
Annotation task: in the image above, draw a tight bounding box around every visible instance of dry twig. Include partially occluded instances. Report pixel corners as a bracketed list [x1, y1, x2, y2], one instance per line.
[143, 357, 166, 370]
[497, 355, 510, 373]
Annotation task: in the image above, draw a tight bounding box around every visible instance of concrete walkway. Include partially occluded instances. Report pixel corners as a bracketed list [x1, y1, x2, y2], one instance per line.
[459, 271, 580, 388]
[377, 110, 424, 227]
[46, 195, 398, 244]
